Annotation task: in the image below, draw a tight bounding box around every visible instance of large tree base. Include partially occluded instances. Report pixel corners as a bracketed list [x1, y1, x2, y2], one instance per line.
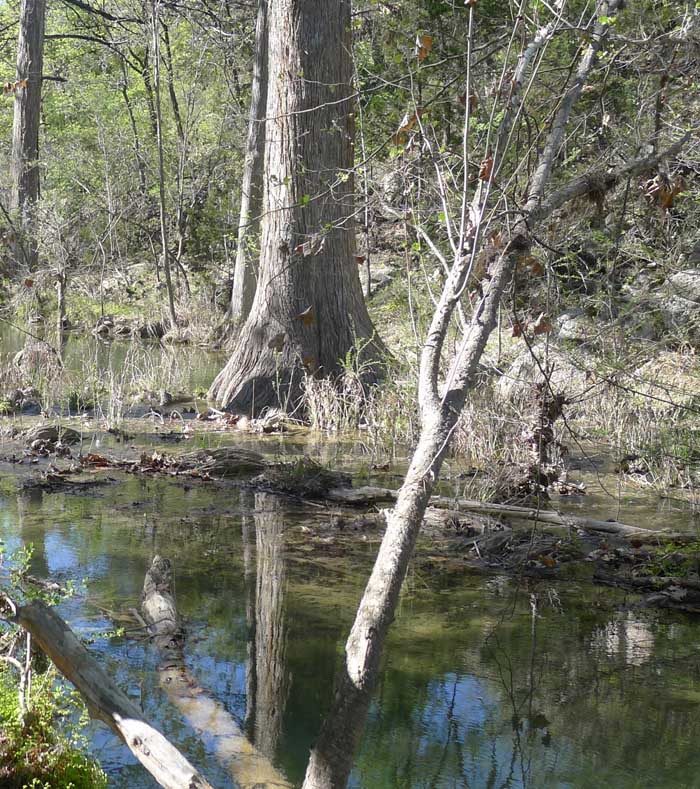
[208, 318, 385, 415]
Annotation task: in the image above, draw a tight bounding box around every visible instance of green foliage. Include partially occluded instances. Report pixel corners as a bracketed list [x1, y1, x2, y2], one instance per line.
[0, 544, 104, 788]
[642, 542, 700, 579]
[0, 664, 107, 789]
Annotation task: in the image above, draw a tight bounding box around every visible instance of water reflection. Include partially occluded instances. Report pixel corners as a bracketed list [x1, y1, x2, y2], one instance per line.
[3, 478, 700, 788]
[253, 493, 289, 758]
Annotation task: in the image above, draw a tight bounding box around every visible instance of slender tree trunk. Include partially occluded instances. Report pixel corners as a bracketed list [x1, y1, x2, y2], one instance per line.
[300, 3, 657, 786]
[227, 0, 268, 327]
[151, 0, 178, 329]
[119, 57, 147, 194]
[11, 0, 46, 270]
[56, 267, 67, 348]
[209, 0, 383, 414]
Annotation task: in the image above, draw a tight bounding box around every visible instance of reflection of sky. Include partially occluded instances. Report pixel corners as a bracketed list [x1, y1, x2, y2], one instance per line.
[4, 482, 700, 789]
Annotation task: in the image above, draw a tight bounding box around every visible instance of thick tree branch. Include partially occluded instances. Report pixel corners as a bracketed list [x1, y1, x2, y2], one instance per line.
[59, 0, 141, 25]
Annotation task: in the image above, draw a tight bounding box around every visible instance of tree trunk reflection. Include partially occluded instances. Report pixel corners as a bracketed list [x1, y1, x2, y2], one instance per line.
[252, 492, 289, 759]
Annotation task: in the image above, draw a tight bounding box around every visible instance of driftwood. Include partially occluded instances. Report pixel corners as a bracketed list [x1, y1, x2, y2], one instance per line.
[7, 598, 212, 789]
[326, 486, 695, 544]
[141, 556, 292, 789]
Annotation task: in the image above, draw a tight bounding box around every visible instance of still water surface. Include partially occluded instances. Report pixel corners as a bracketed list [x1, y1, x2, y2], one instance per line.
[3, 473, 700, 788]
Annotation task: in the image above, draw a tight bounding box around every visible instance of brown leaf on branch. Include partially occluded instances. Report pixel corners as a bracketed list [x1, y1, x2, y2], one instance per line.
[393, 108, 424, 145]
[511, 321, 523, 338]
[415, 33, 433, 62]
[478, 155, 493, 182]
[532, 312, 552, 335]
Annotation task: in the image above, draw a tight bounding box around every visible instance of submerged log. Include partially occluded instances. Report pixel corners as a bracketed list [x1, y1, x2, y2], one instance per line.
[326, 486, 696, 544]
[141, 556, 292, 789]
[7, 598, 212, 789]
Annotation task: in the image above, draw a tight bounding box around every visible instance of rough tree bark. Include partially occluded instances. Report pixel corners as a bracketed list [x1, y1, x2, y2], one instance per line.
[11, 0, 46, 269]
[227, 0, 268, 328]
[209, 0, 383, 414]
[301, 2, 693, 786]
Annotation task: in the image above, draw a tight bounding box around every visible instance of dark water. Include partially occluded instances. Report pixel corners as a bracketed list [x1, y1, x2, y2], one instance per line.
[3, 473, 700, 788]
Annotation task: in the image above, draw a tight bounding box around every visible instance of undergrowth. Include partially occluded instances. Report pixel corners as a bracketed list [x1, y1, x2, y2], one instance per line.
[0, 664, 107, 789]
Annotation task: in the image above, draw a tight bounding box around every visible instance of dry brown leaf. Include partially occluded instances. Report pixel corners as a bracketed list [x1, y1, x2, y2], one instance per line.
[478, 155, 494, 182]
[532, 312, 552, 335]
[415, 33, 433, 62]
[296, 306, 315, 327]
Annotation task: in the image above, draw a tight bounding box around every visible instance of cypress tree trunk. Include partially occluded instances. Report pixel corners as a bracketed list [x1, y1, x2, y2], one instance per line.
[227, 0, 268, 327]
[209, 0, 383, 414]
[11, 0, 46, 269]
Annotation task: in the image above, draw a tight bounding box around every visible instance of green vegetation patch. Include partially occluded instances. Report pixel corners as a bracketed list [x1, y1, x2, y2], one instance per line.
[0, 664, 107, 789]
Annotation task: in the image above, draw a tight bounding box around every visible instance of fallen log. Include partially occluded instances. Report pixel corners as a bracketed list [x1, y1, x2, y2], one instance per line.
[141, 556, 292, 789]
[4, 598, 212, 789]
[326, 486, 697, 544]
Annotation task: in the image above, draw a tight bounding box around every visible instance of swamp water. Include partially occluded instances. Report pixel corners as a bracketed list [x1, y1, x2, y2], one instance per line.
[2, 332, 700, 787]
[3, 455, 700, 789]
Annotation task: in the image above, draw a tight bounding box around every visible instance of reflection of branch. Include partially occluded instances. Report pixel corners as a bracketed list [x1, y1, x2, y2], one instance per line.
[427, 678, 459, 789]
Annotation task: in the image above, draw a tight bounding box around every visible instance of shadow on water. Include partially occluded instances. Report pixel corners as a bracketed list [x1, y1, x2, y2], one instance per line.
[3, 473, 700, 788]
